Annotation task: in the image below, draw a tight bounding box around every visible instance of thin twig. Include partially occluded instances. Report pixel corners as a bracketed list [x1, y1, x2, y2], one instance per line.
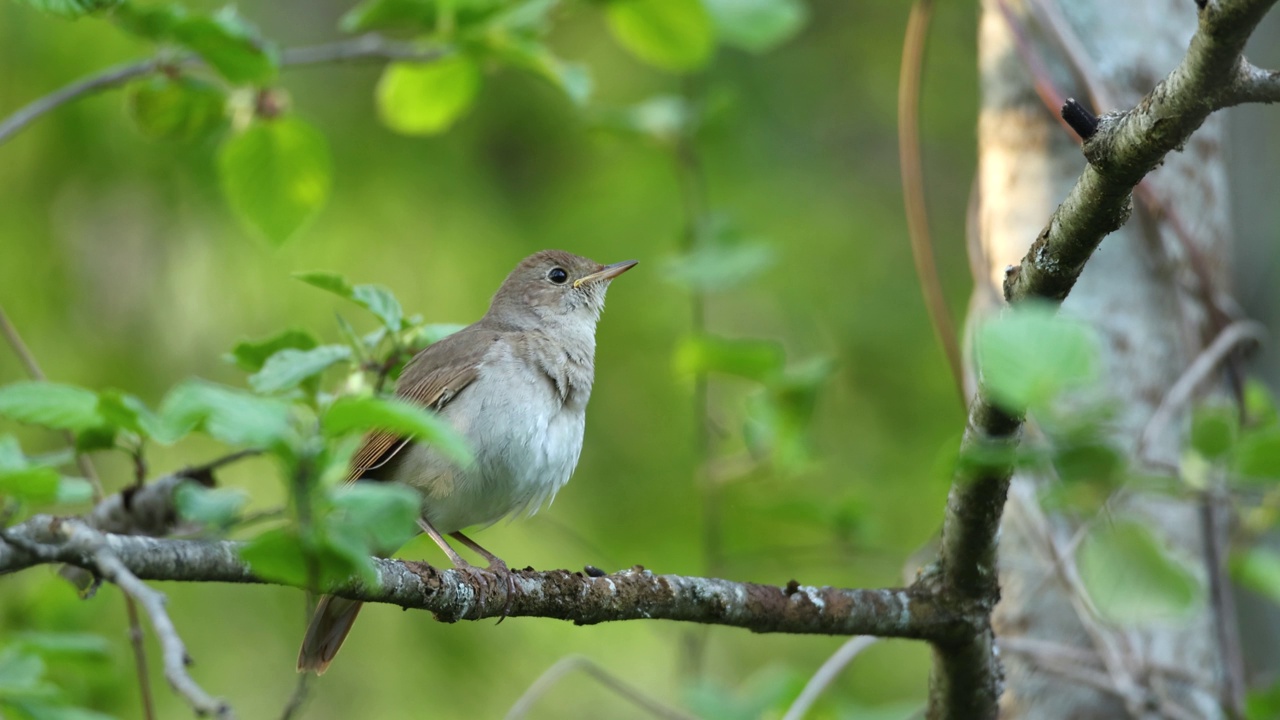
[0, 35, 443, 148]
[123, 594, 158, 720]
[61, 521, 232, 718]
[504, 655, 698, 720]
[278, 672, 311, 720]
[781, 636, 878, 720]
[1200, 488, 1245, 718]
[1136, 320, 1266, 463]
[897, 0, 965, 405]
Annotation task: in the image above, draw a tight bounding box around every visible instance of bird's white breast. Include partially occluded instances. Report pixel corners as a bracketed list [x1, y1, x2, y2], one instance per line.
[397, 337, 590, 534]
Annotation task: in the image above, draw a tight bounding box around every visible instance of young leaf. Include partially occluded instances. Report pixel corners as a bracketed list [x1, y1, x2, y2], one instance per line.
[172, 7, 278, 85]
[127, 75, 226, 142]
[112, 2, 187, 39]
[0, 382, 102, 432]
[605, 0, 715, 72]
[12, 633, 110, 659]
[976, 303, 1100, 412]
[1077, 520, 1201, 624]
[329, 483, 420, 553]
[487, 38, 592, 106]
[218, 116, 332, 246]
[228, 329, 320, 372]
[13, 0, 120, 19]
[240, 526, 373, 589]
[703, 0, 806, 53]
[293, 271, 354, 298]
[323, 396, 472, 465]
[249, 345, 353, 394]
[1190, 403, 1238, 461]
[664, 241, 775, 292]
[54, 478, 94, 505]
[1231, 548, 1280, 606]
[592, 94, 692, 145]
[351, 285, 403, 332]
[376, 56, 483, 136]
[674, 335, 785, 382]
[96, 390, 160, 438]
[1234, 428, 1280, 482]
[0, 467, 60, 504]
[156, 380, 292, 446]
[339, 0, 505, 34]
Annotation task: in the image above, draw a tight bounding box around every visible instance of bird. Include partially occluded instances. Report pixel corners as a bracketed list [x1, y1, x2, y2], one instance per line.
[297, 249, 637, 674]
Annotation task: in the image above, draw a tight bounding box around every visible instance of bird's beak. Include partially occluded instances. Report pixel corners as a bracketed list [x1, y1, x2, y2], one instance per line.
[574, 259, 639, 288]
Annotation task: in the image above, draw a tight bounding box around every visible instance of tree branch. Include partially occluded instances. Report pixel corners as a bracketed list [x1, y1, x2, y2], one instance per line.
[928, 0, 1278, 717]
[0, 35, 443, 147]
[0, 514, 968, 642]
[51, 521, 233, 718]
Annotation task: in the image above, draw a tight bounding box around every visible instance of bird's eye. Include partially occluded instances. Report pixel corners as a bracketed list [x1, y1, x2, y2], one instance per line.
[548, 267, 569, 284]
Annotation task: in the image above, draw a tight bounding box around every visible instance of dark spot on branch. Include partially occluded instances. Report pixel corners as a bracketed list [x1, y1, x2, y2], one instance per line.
[1061, 98, 1099, 140]
[785, 579, 800, 595]
[584, 565, 606, 577]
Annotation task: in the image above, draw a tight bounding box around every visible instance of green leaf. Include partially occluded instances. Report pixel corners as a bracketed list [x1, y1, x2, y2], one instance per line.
[376, 56, 483, 136]
[293, 271, 354, 298]
[339, 0, 505, 34]
[976, 303, 1100, 412]
[1052, 439, 1123, 486]
[351, 285, 403, 331]
[605, 0, 715, 72]
[1077, 520, 1201, 624]
[1190, 403, 1238, 461]
[240, 526, 371, 589]
[1245, 378, 1278, 428]
[127, 75, 226, 142]
[329, 483, 420, 553]
[665, 240, 775, 292]
[73, 426, 116, 453]
[323, 396, 472, 466]
[249, 345, 353, 394]
[1232, 548, 1280, 606]
[0, 436, 25, 473]
[1249, 679, 1280, 720]
[228, 329, 320, 372]
[15, 704, 116, 720]
[490, 40, 593, 106]
[156, 380, 292, 446]
[218, 116, 332, 246]
[172, 7, 278, 84]
[293, 273, 405, 331]
[0, 646, 46, 695]
[96, 390, 160, 438]
[1234, 428, 1280, 482]
[674, 335, 784, 381]
[174, 483, 248, 528]
[112, 2, 187, 39]
[409, 323, 466, 348]
[54, 478, 94, 505]
[0, 382, 102, 432]
[593, 94, 692, 145]
[12, 0, 120, 19]
[0, 467, 60, 504]
[704, 0, 806, 53]
[12, 633, 110, 659]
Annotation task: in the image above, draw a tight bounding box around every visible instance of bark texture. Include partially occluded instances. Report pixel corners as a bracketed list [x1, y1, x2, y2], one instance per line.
[976, 0, 1234, 717]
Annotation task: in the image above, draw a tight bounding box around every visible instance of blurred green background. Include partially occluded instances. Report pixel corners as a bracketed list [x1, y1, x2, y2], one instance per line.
[0, 0, 986, 717]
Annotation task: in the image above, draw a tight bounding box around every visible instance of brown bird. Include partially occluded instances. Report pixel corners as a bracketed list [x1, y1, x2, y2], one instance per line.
[297, 249, 636, 674]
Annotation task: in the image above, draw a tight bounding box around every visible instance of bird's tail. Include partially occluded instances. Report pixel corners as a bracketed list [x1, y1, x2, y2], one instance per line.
[297, 596, 364, 675]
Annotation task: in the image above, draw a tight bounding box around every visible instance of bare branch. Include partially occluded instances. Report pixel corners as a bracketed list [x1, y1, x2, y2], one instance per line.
[56, 521, 232, 718]
[897, 0, 966, 405]
[1228, 61, 1280, 104]
[781, 636, 880, 720]
[928, 0, 1279, 717]
[0, 35, 443, 148]
[0, 515, 968, 642]
[504, 655, 697, 720]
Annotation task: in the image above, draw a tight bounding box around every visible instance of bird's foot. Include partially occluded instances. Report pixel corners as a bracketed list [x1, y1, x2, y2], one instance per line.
[482, 558, 515, 625]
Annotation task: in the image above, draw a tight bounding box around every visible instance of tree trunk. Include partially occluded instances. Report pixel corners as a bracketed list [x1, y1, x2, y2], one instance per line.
[973, 0, 1236, 716]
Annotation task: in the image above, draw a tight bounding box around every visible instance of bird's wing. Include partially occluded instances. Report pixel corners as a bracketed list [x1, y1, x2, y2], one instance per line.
[344, 328, 492, 482]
